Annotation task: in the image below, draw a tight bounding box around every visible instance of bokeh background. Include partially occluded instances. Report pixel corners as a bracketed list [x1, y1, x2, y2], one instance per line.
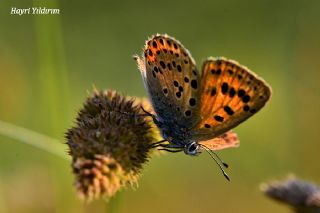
[1, 0, 320, 212]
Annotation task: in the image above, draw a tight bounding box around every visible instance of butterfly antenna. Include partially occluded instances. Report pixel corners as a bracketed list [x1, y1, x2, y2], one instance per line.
[211, 151, 229, 168]
[199, 144, 230, 181]
[200, 144, 229, 168]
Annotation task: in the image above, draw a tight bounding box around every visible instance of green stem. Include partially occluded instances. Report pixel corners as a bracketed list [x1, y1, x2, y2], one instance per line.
[106, 191, 124, 213]
[0, 120, 69, 160]
[33, 0, 70, 137]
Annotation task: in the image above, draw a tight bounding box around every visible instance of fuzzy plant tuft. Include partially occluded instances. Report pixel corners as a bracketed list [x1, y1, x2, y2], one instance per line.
[66, 90, 156, 201]
[261, 176, 320, 213]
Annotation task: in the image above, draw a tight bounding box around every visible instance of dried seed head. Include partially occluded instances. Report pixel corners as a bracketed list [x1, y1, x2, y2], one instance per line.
[66, 90, 155, 201]
[261, 175, 320, 212]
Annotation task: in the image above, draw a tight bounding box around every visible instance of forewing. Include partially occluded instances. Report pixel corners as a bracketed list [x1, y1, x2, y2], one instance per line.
[135, 34, 201, 127]
[191, 57, 271, 141]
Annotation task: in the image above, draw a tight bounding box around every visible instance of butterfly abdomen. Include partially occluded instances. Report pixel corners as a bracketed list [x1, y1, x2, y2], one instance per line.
[156, 119, 193, 147]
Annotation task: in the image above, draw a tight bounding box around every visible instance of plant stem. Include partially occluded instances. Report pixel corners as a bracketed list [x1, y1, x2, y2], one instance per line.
[106, 191, 124, 213]
[0, 120, 68, 160]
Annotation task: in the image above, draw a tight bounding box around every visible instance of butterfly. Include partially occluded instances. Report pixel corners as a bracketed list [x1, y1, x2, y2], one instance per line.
[134, 34, 271, 180]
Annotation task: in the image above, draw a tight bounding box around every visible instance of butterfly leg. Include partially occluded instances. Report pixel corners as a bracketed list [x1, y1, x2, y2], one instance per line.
[151, 142, 183, 152]
[140, 106, 154, 117]
[116, 110, 151, 118]
[114, 105, 155, 118]
[140, 106, 166, 128]
[117, 106, 164, 134]
[150, 135, 183, 152]
[158, 148, 183, 153]
[155, 143, 184, 153]
[150, 139, 167, 148]
[153, 143, 183, 149]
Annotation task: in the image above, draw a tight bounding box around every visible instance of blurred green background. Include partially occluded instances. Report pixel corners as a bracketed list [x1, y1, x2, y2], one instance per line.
[1, 0, 320, 212]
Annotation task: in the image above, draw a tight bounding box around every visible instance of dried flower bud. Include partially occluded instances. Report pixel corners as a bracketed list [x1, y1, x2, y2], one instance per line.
[261, 176, 320, 212]
[66, 90, 155, 201]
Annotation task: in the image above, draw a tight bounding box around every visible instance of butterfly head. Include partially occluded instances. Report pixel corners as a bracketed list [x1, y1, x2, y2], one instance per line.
[184, 142, 201, 156]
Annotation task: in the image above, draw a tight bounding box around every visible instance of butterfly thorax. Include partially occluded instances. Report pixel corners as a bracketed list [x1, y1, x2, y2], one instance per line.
[158, 121, 200, 155]
[156, 119, 194, 147]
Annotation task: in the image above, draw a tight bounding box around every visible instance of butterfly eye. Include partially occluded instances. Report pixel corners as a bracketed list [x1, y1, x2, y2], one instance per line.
[185, 142, 199, 155]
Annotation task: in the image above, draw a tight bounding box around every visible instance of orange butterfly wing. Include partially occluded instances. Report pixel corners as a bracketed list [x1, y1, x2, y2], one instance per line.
[191, 57, 271, 141]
